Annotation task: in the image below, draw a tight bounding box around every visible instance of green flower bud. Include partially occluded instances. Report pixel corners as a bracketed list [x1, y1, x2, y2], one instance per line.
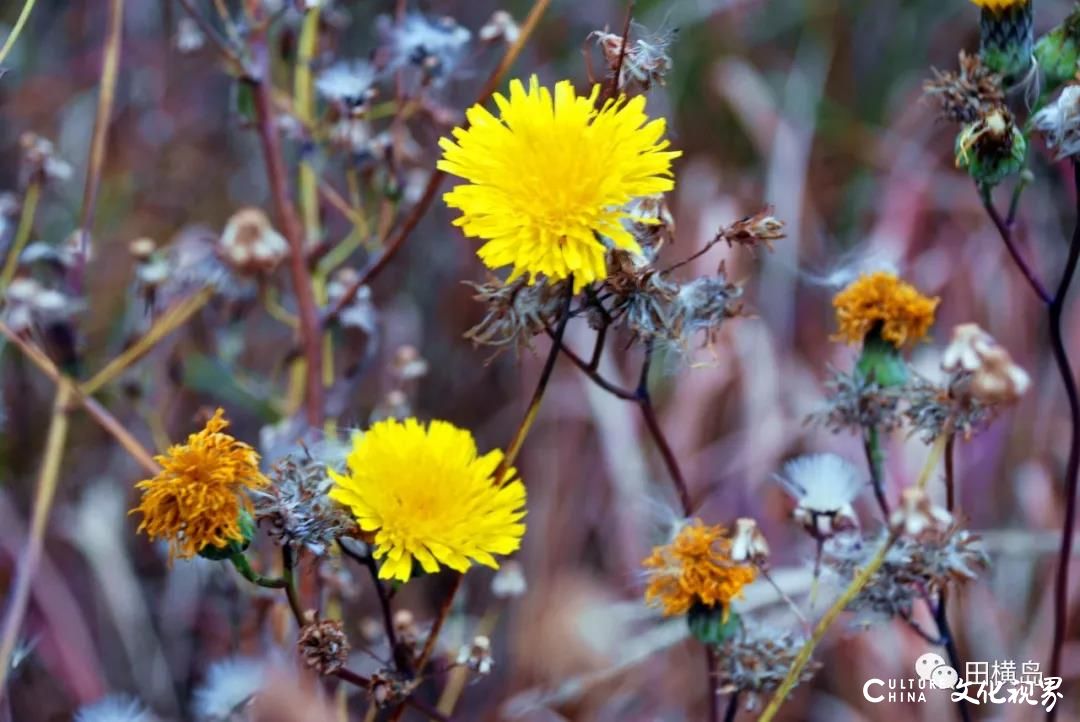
[978, 0, 1034, 83]
[954, 107, 1026, 188]
[1035, 6, 1080, 92]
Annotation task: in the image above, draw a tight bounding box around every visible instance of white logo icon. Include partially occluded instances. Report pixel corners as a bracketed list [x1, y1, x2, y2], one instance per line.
[915, 652, 959, 690]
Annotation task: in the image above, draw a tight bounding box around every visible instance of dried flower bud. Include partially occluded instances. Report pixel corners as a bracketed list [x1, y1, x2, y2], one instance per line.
[218, 208, 289, 275]
[590, 25, 674, 94]
[943, 323, 1029, 404]
[315, 60, 379, 107]
[297, 619, 350, 675]
[368, 671, 419, 708]
[478, 10, 519, 44]
[327, 270, 376, 332]
[730, 518, 770, 565]
[456, 635, 494, 675]
[1033, 85, 1080, 160]
[491, 560, 527, 598]
[392, 345, 428, 382]
[716, 208, 786, 253]
[923, 50, 1004, 123]
[19, 132, 73, 184]
[890, 488, 952, 539]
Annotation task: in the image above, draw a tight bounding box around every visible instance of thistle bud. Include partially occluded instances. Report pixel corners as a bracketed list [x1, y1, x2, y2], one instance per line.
[973, 0, 1034, 83]
[1034, 6, 1080, 91]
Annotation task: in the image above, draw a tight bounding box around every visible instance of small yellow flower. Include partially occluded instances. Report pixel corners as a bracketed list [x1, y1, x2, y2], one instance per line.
[832, 272, 939, 348]
[438, 75, 681, 292]
[969, 0, 1028, 12]
[328, 418, 527, 582]
[642, 519, 757, 617]
[132, 409, 268, 560]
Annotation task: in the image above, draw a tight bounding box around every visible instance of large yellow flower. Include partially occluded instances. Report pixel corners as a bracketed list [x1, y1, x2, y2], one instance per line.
[328, 418, 526, 582]
[832, 272, 939, 349]
[438, 75, 681, 292]
[642, 519, 756, 617]
[132, 409, 268, 560]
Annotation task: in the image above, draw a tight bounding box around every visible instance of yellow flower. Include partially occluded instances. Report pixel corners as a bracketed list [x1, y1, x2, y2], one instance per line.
[969, 0, 1028, 12]
[642, 519, 757, 617]
[832, 272, 939, 348]
[438, 75, 681, 292]
[328, 418, 527, 582]
[132, 409, 268, 560]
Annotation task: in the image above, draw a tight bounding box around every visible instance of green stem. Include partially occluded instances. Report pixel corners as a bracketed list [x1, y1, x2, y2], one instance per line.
[229, 553, 286, 589]
[0, 0, 39, 67]
[0, 180, 40, 292]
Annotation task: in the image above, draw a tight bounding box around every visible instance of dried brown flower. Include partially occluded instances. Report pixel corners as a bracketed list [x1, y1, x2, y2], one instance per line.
[297, 619, 350, 675]
[924, 50, 1005, 123]
[716, 208, 786, 253]
[464, 276, 567, 355]
[714, 629, 820, 708]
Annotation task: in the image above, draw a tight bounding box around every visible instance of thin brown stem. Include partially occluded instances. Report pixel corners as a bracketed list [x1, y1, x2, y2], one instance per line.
[246, 36, 324, 427]
[71, 0, 125, 295]
[636, 340, 693, 515]
[0, 322, 159, 474]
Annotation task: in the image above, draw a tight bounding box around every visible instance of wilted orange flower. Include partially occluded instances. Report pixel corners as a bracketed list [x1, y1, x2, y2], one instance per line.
[832, 272, 939, 349]
[642, 519, 757, 617]
[131, 408, 268, 559]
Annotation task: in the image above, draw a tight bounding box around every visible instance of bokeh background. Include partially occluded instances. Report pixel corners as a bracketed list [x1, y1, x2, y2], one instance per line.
[1, 0, 1078, 720]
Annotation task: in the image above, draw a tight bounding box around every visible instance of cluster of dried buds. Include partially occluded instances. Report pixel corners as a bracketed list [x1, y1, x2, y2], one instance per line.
[714, 630, 820, 709]
[297, 618, 350, 675]
[590, 25, 674, 95]
[923, 51, 1004, 124]
[464, 276, 568, 355]
[254, 455, 357, 555]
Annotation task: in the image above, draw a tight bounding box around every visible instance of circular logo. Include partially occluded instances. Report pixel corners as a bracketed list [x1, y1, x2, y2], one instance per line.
[915, 652, 958, 690]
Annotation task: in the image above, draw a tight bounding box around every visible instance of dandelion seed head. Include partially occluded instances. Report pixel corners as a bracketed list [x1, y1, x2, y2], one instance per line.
[193, 657, 265, 722]
[315, 60, 379, 106]
[778, 453, 863, 513]
[75, 695, 157, 722]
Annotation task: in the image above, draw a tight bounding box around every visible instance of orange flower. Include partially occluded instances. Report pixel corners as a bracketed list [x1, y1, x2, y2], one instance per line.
[832, 272, 938, 349]
[642, 519, 757, 617]
[132, 409, 268, 559]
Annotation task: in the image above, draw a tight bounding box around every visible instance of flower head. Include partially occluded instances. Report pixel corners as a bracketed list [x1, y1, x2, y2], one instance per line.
[641, 519, 757, 617]
[315, 60, 379, 106]
[832, 272, 939, 348]
[438, 76, 681, 291]
[132, 409, 269, 560]
[942, 322, 1030, 404]
[328, 418, 527, 582]
[777, 453, 863, 538]
[193, 656, 265, 722]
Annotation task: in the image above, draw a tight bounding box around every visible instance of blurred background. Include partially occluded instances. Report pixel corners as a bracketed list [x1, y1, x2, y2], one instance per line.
[1, 0, 1078, 720]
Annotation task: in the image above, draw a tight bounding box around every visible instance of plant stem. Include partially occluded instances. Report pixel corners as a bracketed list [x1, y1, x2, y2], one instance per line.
[981, 167, 1080, 722]
[0, 179, 40, 292]
[0, 321, 160, 474]
[1046, 162, 1080, 722]
[0, 0, 39, 67]
[636, 340, 694, 514]
[71, 0, 125, 295]
[247, 30, 325, 428]
[757, 532, 897, 722]
[0, 379, 72, 703]
[80, 286, 214, 395]
[863, 425, 890, 517]
[722, 688, 739, 722]
[229, 553, 286, 589]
